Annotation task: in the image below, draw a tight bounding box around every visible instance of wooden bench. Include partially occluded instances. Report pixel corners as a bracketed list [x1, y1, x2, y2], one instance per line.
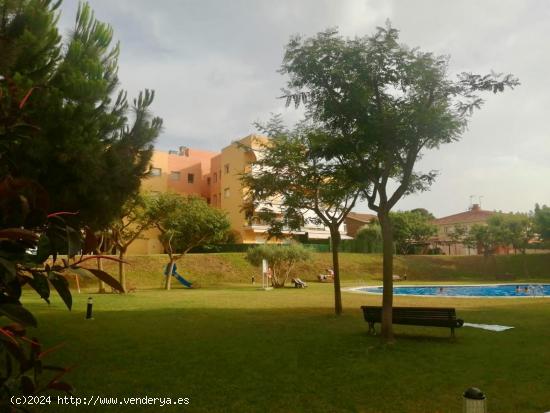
[360, 306, 464, 337]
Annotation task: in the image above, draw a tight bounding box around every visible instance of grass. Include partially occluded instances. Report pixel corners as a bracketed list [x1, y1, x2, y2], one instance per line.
[24, 280, 550, 413]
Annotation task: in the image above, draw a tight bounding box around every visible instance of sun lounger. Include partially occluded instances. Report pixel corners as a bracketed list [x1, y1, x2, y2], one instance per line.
[292, 278, 308, 288]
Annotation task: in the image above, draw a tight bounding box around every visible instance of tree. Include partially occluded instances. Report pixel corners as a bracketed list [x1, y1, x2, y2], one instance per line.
[486, 213, 533, 254]
[1, 1, 162, 230]
[533, 204, 550, 242]
[242, 116, 362, 314]
[467, 224, 496, 256]
[0, 179, 125, 408]
[246, 243, 311, 288]
[110, 193, 154, 292]
[356, 221, 382, 253]
[410, 208, 435, 220]
[280, 23, 518, 341]
[148, 193, 230, 290]
[390, 211, 437, 254]
[448, 224, 468, 255]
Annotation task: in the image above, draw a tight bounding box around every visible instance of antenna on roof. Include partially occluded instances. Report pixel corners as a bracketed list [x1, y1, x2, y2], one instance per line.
[478, 195, 484, 209]
[469, 195, 476, 210]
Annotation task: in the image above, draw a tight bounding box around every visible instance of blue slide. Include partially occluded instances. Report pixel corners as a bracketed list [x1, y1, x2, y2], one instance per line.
[164, 263, 193, 288]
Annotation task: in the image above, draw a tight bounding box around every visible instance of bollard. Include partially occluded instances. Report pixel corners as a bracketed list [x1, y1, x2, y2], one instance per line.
[463, 387, 486, 413]
[86, 297, 93, 320]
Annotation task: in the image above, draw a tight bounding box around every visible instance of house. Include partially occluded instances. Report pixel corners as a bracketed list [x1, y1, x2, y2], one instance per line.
[345, 212, 377, 238]
[430, 204, 498, 255]
[127, 135, 346, 254]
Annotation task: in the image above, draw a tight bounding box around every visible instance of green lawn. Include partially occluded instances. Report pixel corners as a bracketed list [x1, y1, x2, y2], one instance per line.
[24, 282, 550, 413]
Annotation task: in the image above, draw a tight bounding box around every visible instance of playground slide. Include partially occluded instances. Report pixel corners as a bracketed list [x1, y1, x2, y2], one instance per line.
[173, 273, 192, 287]
[164, 264, 193, 288]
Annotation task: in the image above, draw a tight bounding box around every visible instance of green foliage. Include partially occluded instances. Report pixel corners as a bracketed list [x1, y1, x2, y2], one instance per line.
[489, 213, 533, 253]
[466, 213, 533, 256]
[149, 193, 231, 257]
[147, 193, 230, 290]
[244, 116, 362, 311]
[0, 176, 124, 408]
[245, 117, 361, 240]
[280, 22, 518, 339]
[0, 1, 162, 229]
[389, 211, 437, 254]
[355, 221, 382, 253]
[281, 23, 518, 213]
[246, 243, 311, 287]
[534, 204, 550, 241]
[465, 224, 494, 256]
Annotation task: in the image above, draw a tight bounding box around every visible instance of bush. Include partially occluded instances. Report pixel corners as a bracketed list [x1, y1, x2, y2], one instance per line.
[246, 244, 311, 287]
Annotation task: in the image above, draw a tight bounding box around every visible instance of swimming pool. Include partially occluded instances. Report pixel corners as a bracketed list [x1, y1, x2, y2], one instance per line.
[352, 284, 550, 298]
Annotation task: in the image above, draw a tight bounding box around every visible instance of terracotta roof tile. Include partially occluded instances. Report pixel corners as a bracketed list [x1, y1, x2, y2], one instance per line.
[347, 212, 376, 223]
[433, 209, 495, 225]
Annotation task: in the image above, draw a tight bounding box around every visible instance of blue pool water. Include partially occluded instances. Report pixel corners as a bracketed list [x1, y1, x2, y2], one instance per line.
[356, 284, 550, 297]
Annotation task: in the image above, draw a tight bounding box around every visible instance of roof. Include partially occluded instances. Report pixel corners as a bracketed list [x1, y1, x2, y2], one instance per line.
[346, 212, 376, 223]
[433, 206, 495, 226]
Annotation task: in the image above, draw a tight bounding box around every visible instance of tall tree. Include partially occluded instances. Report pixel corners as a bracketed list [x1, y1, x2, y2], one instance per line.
[148, 193, 230, 290]
[390, 210, 437, 254]
[356, 221, 382, 253]
[1, 1, 162, 229]
[533, 204, 550, 242]
[242, 117, 362, 314]
[280, 24, 518, 342]
[487, 213, 533, 254]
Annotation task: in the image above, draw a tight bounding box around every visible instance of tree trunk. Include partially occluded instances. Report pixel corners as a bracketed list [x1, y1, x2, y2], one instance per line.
[330, 227, 342, 315]
[97, 256, 106, 293]
[378, 211, 394, 343]
[118, 249, 127, 293]
[165, 259, 175, 290]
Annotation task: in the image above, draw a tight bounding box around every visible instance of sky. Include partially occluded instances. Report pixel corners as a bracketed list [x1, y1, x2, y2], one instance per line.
[57, 0, 550, 218]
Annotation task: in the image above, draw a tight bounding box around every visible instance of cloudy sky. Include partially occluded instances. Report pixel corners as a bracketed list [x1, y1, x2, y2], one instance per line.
[58, 0, 549, 217]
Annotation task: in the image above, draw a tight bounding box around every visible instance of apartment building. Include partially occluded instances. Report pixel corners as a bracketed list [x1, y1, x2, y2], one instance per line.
[128, 134, 343, 254]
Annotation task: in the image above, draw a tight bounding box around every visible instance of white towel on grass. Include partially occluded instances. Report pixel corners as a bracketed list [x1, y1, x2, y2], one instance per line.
[463, 323, 514, 332]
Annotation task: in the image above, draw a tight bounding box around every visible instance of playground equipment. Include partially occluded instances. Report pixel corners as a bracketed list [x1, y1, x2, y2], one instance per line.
[164, 263, 193, 288]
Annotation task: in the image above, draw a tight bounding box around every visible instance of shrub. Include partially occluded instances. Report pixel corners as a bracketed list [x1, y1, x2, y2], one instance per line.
[246, 244, 311, 287]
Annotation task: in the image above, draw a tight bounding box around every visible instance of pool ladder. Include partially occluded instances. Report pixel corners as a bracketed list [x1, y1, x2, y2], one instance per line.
[528, 285, 545, 297]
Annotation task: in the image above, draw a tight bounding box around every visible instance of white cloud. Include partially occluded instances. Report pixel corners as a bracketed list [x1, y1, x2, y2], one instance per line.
[57, 0, 550, 216]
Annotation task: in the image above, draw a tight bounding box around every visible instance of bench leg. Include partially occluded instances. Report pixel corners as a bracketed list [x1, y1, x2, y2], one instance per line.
[368, 322, 376, 335]
[451, 327, 455, 338]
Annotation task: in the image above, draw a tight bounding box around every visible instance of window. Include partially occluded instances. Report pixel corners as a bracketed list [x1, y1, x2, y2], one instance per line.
[207, 177, 211, 185]
[213, 172, 217, 183]
[187, 173, 194, 184]
[224, 164, 230, 174]
[207, 197, 211, 204]
[224, 188, 230, 198]
[213, 194, 217, 205]
[150, 167, 162, 177]
[170, 171, 180, 181]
